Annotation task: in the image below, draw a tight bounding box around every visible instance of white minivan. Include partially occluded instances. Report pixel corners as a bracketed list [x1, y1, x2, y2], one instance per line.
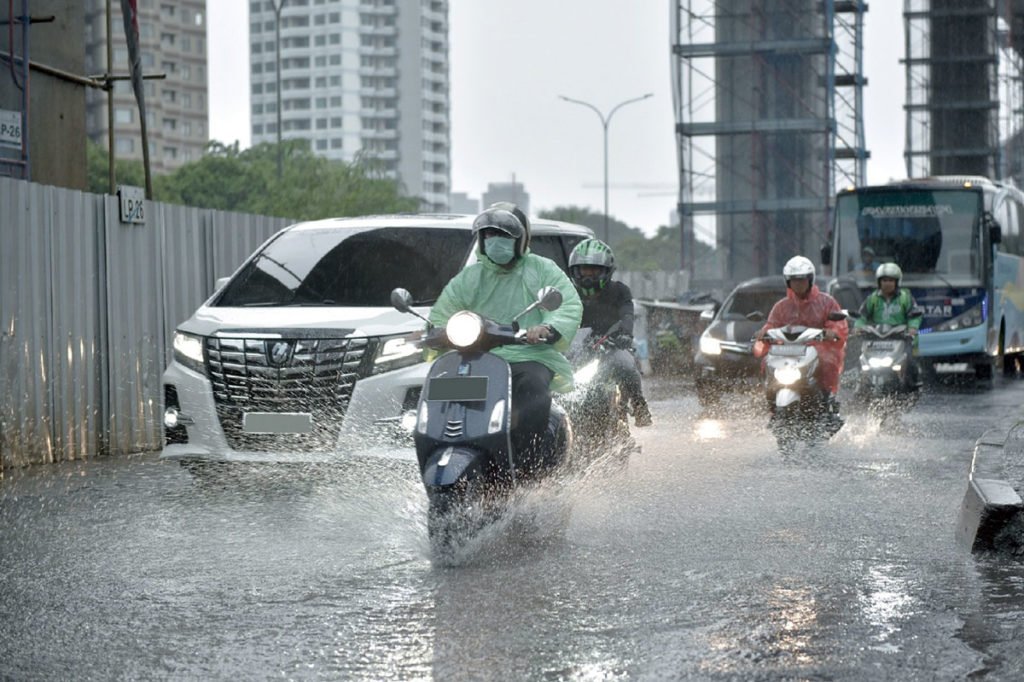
[160, 213, 593, 464]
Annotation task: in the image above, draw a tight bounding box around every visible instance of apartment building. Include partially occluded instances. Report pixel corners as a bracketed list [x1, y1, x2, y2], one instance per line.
[84, 0, 209, 173]
[249, 0, 450, 210]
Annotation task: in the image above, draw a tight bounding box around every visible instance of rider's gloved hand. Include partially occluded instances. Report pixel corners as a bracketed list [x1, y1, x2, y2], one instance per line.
[611, 333, 634, 349]
[525, 324, 560, 344]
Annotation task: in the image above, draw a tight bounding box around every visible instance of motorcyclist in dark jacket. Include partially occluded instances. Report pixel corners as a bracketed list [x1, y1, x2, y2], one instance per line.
[568, 238, 652, 427]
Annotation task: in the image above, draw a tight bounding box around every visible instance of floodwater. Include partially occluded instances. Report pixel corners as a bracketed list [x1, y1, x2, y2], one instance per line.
[2, 377, 1024, 680]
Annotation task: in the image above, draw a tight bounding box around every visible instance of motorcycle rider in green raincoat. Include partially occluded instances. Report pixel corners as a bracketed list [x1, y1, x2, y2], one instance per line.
[430, 204, 583, 457]
[854, 262, 923, 385]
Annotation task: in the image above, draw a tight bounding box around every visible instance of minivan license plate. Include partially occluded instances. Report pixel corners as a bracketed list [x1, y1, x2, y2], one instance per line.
[243, 412, 313, 434]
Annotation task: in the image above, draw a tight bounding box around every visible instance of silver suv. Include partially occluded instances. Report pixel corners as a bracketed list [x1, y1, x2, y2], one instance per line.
[160, 213, 593, 464]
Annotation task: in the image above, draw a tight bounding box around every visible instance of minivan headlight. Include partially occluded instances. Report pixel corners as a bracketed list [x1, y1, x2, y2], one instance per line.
[173, 331, 205, 374]
[373, 333, 424, 375]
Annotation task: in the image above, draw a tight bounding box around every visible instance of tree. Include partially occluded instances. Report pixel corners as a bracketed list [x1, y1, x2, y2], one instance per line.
[86, 139, 146, 194]
[538, 205, 643, 250]
[86, 138, 420, 219]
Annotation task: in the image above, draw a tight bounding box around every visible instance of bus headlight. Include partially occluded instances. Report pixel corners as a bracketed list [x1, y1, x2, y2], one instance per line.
[446, 311, 484, 348]
[933, 303, 985, 331]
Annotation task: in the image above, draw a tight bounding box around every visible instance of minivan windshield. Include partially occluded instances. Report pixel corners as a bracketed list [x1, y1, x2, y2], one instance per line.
[721, 288, 784, 320]
[216, 226, 474, 307]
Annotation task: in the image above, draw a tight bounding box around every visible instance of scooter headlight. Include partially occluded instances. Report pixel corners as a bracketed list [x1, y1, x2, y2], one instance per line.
[574, 359, 600, 384]
[868, 356, 894, 369]
[446, 311, 484, 348]
[773, 366, 802, 385]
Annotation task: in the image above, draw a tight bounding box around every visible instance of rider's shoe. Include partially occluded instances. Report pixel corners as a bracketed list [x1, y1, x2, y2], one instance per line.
[633, 399, 653, 427]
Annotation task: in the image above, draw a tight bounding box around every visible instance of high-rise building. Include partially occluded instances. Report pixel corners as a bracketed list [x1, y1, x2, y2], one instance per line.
[249, 0, 450, 210]
[84, 1, 209, 173]
[481, 181, 530, 216]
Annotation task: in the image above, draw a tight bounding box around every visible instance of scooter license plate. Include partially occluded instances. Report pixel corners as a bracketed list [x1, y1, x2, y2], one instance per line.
[427, 376, 488, 401]
[868, 340, 898, 350]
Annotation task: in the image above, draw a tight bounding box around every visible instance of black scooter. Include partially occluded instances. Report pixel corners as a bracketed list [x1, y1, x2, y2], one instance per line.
[390, 286, 575, 558]
[559, 322, 632, 458]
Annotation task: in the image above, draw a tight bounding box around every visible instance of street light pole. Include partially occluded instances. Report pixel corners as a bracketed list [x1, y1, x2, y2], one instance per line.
[273, 0, 287, 180]
[558, 93, 654, 243]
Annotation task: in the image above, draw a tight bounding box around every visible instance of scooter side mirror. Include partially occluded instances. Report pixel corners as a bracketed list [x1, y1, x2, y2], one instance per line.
[746, 310, 765, 322]
[844, 308, 860, 319]
[537, 286, 563, 312]
[908, 307, 924, 319]
[390, 288, 414, 313]
[827, 310, 848, 321]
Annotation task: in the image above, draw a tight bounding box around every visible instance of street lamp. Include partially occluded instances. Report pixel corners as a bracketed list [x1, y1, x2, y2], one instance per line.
[558, 93, 653, 242]
[272, 0, 287, 179]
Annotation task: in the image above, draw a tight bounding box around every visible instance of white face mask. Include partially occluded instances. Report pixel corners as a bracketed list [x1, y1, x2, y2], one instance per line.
[484, 236, 516, 264]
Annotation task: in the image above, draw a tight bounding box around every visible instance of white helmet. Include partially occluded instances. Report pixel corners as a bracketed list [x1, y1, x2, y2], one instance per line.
[783, 255, 816, 286]
[875, 262, 902, 285]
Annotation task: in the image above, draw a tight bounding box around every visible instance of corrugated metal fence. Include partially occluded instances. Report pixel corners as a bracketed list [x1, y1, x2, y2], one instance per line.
[0, 177, 291, 470]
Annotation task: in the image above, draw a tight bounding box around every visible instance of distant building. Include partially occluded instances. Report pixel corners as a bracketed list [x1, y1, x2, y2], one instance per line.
[449, 192, 478, 215]
[1, 0, 86, 189]
[83, 0, 210, 173]
[249, 0, 451, 211]
[481, 181, 530, 215]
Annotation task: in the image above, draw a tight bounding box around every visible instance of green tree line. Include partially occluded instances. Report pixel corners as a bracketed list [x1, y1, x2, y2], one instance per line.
[87, 139, 419, 220]
[88, 140, 714, 272]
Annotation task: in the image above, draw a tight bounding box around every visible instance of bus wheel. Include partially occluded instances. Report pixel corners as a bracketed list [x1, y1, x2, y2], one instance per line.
[975, 361, 994, 382]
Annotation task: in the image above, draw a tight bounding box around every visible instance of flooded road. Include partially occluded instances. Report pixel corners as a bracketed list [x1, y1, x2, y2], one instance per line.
[3, 377, 1024, 679]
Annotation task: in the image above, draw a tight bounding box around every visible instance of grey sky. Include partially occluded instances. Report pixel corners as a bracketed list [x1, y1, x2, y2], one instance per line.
[207, 1, 905, 235]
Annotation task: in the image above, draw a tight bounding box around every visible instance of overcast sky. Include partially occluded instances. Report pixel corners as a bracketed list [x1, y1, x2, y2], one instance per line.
[207, 1, 905, 235]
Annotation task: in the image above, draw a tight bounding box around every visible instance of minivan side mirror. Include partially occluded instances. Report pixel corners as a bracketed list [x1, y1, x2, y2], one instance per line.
[214, 276, 231, 292]
[820, 243, 832, 266]
[699, 308, 715, 322]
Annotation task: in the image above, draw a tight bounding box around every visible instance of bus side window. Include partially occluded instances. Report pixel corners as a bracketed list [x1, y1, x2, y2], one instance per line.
[1006, 195, 1023, 255]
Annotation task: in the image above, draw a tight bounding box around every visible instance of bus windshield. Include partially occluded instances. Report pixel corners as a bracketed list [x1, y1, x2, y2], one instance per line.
[833, 189, 983, 287]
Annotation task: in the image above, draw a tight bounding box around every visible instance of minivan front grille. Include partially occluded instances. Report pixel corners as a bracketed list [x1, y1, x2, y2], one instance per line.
[205, 336, 372, 452]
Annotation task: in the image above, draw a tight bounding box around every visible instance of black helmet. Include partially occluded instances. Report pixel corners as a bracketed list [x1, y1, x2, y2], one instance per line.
[569, 238, 616, 296]
[471, 203, 531, 257]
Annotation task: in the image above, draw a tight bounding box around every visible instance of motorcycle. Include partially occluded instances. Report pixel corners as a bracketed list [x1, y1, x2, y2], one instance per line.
[851, 309, 923, 415]
[390, 286, 575, 558]
[755, 312, 847, 456]
[559, 322, 632, 461]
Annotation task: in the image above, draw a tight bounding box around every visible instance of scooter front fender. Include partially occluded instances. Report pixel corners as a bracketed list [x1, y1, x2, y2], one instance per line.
[775, 387, 801, 408]
[422, 445, 487, 488]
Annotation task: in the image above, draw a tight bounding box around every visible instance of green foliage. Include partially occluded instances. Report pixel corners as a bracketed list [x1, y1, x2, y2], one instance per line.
[86, 139, 146, 194]
[85, 138, 419, 219]
[538, 205, 643, 249]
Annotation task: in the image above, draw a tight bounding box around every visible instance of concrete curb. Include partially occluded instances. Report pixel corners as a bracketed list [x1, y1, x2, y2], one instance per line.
[956, 425, 1024, 552]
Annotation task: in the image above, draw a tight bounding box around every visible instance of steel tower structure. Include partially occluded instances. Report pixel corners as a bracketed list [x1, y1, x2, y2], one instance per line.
[904, 0, 1024, 184]
[672, 1, 868, 284]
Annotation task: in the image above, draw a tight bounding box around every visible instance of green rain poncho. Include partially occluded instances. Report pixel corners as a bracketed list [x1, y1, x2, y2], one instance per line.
[429, 250, 583, 393]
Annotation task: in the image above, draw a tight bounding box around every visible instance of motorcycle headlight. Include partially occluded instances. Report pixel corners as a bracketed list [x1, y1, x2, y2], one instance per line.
[868, 356, 894, 369]
[372, 333, 424, 375]
[446, 311, 484, 348]
[933, 302, 985, 331]
[773, 366, 802, 385]
[574, 359, 600, 384]
[173, 331, 205, 375]
[699, 334, 722, 356]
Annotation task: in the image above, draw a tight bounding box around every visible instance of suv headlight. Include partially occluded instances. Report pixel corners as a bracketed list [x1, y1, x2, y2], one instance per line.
[699, 334, 722, 356]
[173, 331, 205, 374]
[932, 302, 985, 332]
[373, 333, 424, 375]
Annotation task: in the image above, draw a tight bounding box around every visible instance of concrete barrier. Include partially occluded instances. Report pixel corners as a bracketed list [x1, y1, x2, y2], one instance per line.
[956, 426, 1024, 552]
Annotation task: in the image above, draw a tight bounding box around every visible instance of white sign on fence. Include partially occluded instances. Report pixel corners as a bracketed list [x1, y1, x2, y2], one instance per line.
[0, 109, 22, 148]
[118, 185, 146, 224]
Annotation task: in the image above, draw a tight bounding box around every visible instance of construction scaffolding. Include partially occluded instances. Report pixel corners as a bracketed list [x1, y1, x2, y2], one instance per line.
[672, 0, 868, 284]
[904, 0, 1024, 183]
